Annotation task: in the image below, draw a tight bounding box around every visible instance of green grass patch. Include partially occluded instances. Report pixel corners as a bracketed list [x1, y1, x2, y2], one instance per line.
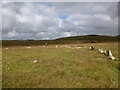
[2, 42, 119, 88]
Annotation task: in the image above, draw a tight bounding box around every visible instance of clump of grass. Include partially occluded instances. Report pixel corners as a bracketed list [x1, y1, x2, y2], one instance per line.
[2, 42, 119, 88]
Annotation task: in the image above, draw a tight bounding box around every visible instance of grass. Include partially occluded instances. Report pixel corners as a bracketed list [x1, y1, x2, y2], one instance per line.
[2, 42, 119, 88]
[2, 35, 119, 47]
[56, 35, 118, 42]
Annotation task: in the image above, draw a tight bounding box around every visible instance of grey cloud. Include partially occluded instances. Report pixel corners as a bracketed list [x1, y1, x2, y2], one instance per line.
[2, 2, 118, 40]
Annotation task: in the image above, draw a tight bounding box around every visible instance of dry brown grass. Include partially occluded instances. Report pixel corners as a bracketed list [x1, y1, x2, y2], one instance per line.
[2, 42, 119, 88]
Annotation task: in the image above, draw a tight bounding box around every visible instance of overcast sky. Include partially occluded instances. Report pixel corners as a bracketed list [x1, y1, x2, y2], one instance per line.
[2, 2, 118, 40]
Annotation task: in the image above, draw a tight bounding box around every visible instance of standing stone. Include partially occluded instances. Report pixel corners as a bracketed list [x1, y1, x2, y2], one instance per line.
[45, 43, 48, 46]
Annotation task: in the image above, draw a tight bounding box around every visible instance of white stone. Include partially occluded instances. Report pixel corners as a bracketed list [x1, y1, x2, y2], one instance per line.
[109, 56, 116, 60]
[26, 46, 31, 48]
[108, 50, 113, 56]
[90, 47, 92, 49]
[89, 46, 94, 50]
[27, 47, 31, 48]
[98, 49, 101, 51]
[76, 47, 82, 49]
[33, 60, 37, 63]
[99, 49, 104, 54]
[5, 48, 8, 49]
[104, 51, 107, 53]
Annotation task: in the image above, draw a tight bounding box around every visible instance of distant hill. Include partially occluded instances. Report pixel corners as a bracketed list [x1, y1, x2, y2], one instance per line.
[55, 35, 118, 43]
[2, 35, 119, 47]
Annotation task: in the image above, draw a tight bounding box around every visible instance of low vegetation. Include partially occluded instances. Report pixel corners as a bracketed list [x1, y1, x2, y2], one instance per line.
[2, 35, 119, 47]
[2, 42, 119, 88]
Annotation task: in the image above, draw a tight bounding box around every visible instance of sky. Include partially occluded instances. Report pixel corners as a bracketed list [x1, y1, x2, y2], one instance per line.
[2, 2, 118, 40]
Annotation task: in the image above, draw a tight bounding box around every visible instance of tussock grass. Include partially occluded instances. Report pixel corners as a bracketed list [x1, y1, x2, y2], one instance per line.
[2, 42, 119, 88]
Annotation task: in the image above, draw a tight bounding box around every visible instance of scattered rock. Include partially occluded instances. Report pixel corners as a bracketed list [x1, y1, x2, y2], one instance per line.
[5, 48, 8, 49]
[89, 46, 95, 50]
[109, 56, 116, 60]
[26, 46, 31, 48]
[33, 60, 37, 63]
[76, 47, 82, 49]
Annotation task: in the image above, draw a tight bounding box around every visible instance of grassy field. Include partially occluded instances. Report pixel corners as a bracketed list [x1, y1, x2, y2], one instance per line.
[2, 35, 119, 47]
[2, 42, 119, 88]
